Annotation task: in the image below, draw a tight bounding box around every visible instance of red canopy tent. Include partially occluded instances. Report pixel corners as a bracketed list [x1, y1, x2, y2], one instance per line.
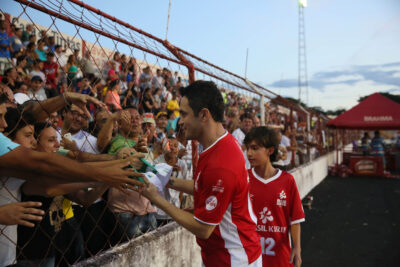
[327, 93, 400, 129]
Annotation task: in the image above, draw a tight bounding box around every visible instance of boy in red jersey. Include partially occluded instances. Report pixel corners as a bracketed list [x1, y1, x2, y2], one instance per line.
[244, 127, 305, 267]
[137, 81, 262, 266]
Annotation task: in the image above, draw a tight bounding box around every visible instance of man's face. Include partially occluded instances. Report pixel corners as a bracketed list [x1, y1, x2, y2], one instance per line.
[37, 127, 60, 153]
[120, 108, 142, 137]
[47, 56, 54, 63]
[81, 78, 90, 88]
[47, 112, 59, 128]
[95, 110, 110, 132]
[65, 105, 89, 133]
[246, 140, 271, 168]
[19, 84, 28, 94]
[17, 29, 23, 38]
[31, 80, 43, 92]
[8, 68, 17, 80]
[143, 122, 155, 135]
[242, 118, 254, 134]
[169, 138, 179, 155]
[0, 104, 8, 132]
[179, 97, 202, 140]
[14, 125, 36, 149]
[156, 116, 168, 130]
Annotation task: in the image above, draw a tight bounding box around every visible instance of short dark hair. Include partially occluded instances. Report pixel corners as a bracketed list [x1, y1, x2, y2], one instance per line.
[240, 112, 253, 121]
[5, 107, 35, 140]
[34, 121, 53, 141]
[0, 93, 9, 105]
[244, 126, 280, 162]
[181, 81, 224, 122]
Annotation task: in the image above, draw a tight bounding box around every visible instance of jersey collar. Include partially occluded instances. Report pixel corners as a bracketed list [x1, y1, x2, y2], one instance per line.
[251, 168, 282, 184]
[201, 131, 228, 154]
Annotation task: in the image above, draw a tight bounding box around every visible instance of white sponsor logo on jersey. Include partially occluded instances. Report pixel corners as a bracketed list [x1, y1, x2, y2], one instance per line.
[259, 207, 274, 224]
[205, 195, 218, 211]
[277, 190, 287, 206]
[212, 179, 224, 193]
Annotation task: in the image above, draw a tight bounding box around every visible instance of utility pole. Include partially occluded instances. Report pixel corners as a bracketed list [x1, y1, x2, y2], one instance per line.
[165, 0, 172, 40]
[298, 0, 309, 106]
[245, 48, 249, 78]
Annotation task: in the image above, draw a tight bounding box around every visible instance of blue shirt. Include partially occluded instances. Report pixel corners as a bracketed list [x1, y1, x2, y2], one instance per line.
[0, 31, 10, 58]
[370, 136, 384, 156]
[0, 133, 19, 156]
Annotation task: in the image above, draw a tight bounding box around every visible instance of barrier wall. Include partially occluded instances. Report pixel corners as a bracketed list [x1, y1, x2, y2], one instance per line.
[291, 150, 342, 199]
[75, 150, 342, 267]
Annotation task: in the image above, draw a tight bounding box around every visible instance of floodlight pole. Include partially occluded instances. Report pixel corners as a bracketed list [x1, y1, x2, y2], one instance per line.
[165, 0, 172, 40]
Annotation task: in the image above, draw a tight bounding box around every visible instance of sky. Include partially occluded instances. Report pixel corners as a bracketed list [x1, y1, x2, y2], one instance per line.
[1, 0, 400, 111]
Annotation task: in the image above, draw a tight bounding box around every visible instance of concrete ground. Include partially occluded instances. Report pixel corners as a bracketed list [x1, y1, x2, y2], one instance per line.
[301, 176, 400, 267]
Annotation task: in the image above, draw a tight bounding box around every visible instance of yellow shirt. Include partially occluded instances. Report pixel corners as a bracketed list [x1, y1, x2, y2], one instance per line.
[167, 99, 180, 117]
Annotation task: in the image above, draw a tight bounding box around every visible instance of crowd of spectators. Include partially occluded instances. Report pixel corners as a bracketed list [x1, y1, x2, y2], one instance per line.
[0, 19, 332, 266]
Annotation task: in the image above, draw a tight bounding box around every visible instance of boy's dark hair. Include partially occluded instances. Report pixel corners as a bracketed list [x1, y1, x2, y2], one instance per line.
[5, 107, 35, 140]
[180, 80, 224, 122]
[244, 126, 280, 162]
[240, 112, 253, 121]
[109, 79, 119, 90]
[0, 93, 9, 105]
[34, 121, 52, 141]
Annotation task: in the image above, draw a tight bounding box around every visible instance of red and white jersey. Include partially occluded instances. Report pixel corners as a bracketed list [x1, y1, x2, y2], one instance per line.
[194, 132, 262, 267]
[248, 168, 305, 267]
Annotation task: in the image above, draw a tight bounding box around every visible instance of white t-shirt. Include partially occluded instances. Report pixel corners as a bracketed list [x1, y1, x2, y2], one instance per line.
[153, 154, 188, 219]
[272, 144, 286, 166]
[14, 92, 30, 105]
[28, 88, 47, 102]
[151, 75, 163, 89]
[55, 53, 66, 67]
[281, 135, 292, 166]
[232, 128, 251, 169]
[0, 134, 23, 267]
[232, 128, 245, 146]
[57, 130, 99, 154]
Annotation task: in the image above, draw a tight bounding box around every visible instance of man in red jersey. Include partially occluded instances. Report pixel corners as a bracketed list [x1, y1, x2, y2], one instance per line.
[138, 81, 262, 266]
[244, 127, 305, 267]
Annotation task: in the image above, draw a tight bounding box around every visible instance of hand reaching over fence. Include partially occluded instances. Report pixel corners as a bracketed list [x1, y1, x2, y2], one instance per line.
[0, 201, 44, 227]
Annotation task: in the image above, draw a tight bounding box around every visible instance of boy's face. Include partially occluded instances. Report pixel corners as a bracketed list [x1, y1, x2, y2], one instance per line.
[37, 127, 60, 153]
[246, 140, 272, 168]
[13, 125, 36, 150]
[169, 138, 179, 155]
[31, 80, 43, 92]
[156, 116, 167, 129]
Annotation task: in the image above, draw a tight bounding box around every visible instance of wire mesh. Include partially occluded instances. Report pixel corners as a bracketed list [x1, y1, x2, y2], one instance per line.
[0, 0, 333, 266]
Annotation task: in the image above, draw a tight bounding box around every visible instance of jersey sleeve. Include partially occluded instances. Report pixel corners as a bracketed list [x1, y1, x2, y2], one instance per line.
[289, 176, 305, 225]
[194, 167, 236, 225]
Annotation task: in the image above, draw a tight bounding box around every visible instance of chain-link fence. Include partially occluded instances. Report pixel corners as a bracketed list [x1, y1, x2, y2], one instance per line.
[0, 0, 337, 266]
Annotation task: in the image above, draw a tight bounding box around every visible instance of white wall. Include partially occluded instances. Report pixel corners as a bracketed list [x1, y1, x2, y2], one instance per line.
[75, 150, 341, 267]
[290, 150, 341, 199]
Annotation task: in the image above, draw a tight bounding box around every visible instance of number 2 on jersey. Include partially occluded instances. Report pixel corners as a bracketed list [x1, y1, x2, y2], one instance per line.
[260, 237, 275, 256]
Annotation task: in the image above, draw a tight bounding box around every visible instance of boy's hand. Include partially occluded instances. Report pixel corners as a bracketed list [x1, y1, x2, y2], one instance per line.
[289, 246, 302, 267]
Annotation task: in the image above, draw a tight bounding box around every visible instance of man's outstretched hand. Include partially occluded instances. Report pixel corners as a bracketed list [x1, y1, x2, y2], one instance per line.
[0, 202, 45, 227]
[94, 158, 147, 192]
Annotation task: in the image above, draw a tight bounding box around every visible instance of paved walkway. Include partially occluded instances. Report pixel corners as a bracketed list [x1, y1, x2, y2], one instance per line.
[302, 176, 400, 267]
